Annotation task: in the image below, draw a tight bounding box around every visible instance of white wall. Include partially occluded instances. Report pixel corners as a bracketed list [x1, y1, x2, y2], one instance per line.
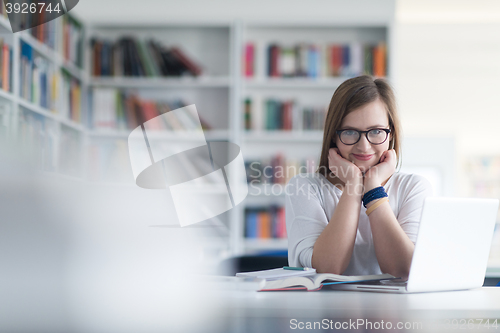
[73, 0, 395, 24]
[394, 0, 500, 196]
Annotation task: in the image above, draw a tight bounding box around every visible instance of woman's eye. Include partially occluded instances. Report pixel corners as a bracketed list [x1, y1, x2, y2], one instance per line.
[370, 129, 382, 135]
[344, 130, 357, 136]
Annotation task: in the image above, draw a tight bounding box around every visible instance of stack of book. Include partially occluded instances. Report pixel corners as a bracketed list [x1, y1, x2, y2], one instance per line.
[91, 88, 211, 131]
[243, 41, 386, 78]
[91, 37, 202, 77]
[244, 97, 326, 131]
[245, 154, 318, 185]
[0, 38, 12, 92]
[244, 206, 286, 239]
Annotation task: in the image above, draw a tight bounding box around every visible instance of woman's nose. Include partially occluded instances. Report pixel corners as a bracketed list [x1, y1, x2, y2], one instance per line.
[356, 134, 371, 150]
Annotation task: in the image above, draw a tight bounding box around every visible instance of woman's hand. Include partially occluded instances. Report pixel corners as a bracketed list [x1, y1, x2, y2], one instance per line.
[363, 149, 397, 192]
[328, 148, 363, 187]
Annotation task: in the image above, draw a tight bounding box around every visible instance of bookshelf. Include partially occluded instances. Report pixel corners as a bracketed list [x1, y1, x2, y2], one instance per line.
[77, 21, 392, 254]
[84, 23, 233, 187]
[238, 22, 391, 253]
[4, 15, 499, 274]
[0, 10, 86, 178]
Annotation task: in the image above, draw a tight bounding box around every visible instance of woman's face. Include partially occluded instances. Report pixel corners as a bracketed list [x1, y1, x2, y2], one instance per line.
[335, 98, 391, 173]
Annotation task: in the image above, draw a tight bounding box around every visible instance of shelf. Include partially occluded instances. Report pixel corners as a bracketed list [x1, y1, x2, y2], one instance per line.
[18, 98, 85, 132]
[243, 131, 323, 142]
[0, 88, 15, 102]
[89, 76, 232, 88]
[244, 238, 288, 250]
[244, 77, 347, 89]
[61, 59, 86, 81]
[88, 129, 229, 141]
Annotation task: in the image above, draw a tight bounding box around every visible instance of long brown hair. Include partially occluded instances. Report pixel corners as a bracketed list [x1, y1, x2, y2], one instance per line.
[317, 75, 402, 180]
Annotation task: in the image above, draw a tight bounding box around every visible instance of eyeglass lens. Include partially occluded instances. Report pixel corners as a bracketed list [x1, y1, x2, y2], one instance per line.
[340, 129, 388, 145]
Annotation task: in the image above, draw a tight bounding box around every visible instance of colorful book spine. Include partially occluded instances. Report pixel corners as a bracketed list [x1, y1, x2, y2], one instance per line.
[244, 42, 254, 77]
[0, 42, 11, 92]
[91, 88, 212, 131]
[245, 97, 326, 131]
[245, 206, 287, 240]
[91, 37, 203, 77]
[258, 41, 386, 78]
[245, 154, 317, 185]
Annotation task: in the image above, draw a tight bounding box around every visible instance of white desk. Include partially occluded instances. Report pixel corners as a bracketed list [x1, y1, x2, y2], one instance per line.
[211, 287, 500, 332]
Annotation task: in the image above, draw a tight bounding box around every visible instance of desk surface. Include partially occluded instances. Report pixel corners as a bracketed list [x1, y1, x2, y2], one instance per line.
[209, 287, 500, 333]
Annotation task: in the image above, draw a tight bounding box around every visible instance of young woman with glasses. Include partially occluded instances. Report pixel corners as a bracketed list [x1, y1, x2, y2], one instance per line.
[285, 75, 433, 279]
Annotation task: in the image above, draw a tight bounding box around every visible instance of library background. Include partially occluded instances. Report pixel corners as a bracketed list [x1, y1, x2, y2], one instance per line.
[0, 0, 499, 278]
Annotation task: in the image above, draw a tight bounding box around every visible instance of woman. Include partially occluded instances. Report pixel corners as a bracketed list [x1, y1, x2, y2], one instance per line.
[285, 75, 433, 279]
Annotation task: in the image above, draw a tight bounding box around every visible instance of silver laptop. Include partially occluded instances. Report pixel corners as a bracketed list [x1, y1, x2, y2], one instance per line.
[329, 197, 499, 293]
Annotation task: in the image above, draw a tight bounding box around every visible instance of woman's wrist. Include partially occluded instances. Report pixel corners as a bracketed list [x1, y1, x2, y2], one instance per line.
[343, 180, 364, 198]
[363, 179, 381, 193]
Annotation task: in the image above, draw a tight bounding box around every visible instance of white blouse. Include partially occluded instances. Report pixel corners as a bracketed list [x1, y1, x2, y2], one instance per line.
[285, 172, 433, 275]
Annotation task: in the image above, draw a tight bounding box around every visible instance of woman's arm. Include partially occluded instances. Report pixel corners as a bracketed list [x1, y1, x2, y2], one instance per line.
[311, 148, 363, 274]
[312, 180, 362, 274]
[363, 149, 418, 279]
[365, 197, 414, 278]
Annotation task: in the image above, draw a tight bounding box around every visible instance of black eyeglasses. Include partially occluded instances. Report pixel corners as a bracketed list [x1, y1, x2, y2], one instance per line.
[335, 128, 391, 145]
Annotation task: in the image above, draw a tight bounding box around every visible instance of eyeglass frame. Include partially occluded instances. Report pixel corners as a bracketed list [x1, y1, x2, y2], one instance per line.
[335, 128, 391, 146]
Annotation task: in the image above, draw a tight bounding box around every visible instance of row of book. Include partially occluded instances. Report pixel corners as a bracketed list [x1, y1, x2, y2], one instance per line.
[0, 38, 12, 92]
[244, 42, 386, 78]
[61, 15, 83, 66]
[245, 154, 318, 185]
[91, 37, 202, 77]
[245, 206, 287, 239]
[91, 88, 211, 131]
[28, 15, 83, 67]
[60, 71, 82, 123]
[21, 41, 57, 110]
[10, 10, 82, 67]
[20, 41, 82, 122]
[244, 97, 326, 131]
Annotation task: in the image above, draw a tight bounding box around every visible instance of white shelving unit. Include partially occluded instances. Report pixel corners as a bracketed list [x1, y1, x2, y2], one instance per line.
[238, 22, 391, 254]
[76, 20, 394, 255]
[5, 14, 500, 276]
[0, 14, 86, 178]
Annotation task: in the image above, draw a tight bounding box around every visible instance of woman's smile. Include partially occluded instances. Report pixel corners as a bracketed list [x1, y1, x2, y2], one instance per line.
[352, 153, 374, 161]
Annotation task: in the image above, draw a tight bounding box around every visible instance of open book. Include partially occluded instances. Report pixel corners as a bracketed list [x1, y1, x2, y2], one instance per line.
[260, 273, 396, 291]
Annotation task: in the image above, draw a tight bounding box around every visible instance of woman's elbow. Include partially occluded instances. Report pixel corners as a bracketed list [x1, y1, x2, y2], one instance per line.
[312, 256, 348, 274]
[383, 265, 410, 280]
